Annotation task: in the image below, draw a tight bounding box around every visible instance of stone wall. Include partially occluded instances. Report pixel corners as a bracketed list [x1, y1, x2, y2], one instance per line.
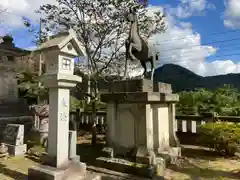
[0, 68, 18, 102]
[16, 54, 43, 72]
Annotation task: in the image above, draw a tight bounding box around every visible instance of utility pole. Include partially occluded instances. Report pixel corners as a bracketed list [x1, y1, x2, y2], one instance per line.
[38, 18, 43, 104]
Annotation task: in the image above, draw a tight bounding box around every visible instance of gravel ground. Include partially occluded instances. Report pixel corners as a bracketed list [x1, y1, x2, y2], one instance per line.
[0, 153, 239, 180]
[0, 133, 239, 180]
[0, 156, 149, 180]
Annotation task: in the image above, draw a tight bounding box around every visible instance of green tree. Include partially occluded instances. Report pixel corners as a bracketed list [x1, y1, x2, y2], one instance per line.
[17, 70, 48, 105]
[70, 96, 87, 111]
[177, 89, 213, 115]
[177, 85, 240, 116]
[209, 85, 240, 115]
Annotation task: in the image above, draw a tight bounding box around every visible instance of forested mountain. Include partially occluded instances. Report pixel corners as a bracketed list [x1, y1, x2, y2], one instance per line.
[154, 64, 240, 92]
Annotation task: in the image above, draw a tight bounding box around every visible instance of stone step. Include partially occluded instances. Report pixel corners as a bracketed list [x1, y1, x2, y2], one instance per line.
[0, 108, 28, 112]
[56, 174, 101, 180]
[86, 173, 101, 180]
[0, 102, 31, 117]
[157, 147, 181, 165]
[0, 105, 29, 109]
[0, 113, 30, 117]
[28, 162, 101, 180]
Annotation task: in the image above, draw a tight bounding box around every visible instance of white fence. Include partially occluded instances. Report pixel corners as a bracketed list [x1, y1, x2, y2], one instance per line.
[33, 111, 240, 134]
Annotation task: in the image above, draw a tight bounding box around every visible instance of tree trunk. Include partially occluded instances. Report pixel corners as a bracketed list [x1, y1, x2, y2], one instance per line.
[91, 79, 98, 147]
[91, 100, 97, 146]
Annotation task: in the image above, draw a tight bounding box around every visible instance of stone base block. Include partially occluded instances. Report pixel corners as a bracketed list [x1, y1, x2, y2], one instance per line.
[86, 174, 101, 180]
[101, 92, 179, 103]
[155, 157, 166, 177]
[0, 152, 8, 159]
[102, 147, 114, 158]
[135, 146, 156, 165]
[28, 161, 100, 180]
[40, 154, 79, 167]
[158, 147, 181, 164]
[6, 144, 26, 156]
[69, 155, 80, 162]
[106, 79, 172, 94]
[95, 157, 154, 178]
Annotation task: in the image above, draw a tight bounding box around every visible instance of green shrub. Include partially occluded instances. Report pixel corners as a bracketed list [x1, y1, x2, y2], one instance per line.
[70, 96, 86, 111]
[198, 121, 240, 156]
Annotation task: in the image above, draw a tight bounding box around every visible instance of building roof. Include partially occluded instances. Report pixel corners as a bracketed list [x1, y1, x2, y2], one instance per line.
[36, 32, 68, 51]
[35, 29, 87, 56]
[0, 35, 31, 57]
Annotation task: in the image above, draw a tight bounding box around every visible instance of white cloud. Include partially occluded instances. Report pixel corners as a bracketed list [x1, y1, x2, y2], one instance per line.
[223, 0, 240, 29]
[141, 6, 240, 77]
[0, 0, 56, 29]
[168, 0, 215, 18]
[1, 1, 240, 77]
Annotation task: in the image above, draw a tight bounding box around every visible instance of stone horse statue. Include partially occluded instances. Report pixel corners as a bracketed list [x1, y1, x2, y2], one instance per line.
[125, 7, 159, 80]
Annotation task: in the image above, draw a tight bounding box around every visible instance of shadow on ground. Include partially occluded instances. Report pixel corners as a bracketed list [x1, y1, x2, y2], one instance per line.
[77, 138, 148, 179]
[0, 162, 27, 180]
[25, 155, 42, 164]
[168, 160, 240, 180]
[100, 175, 147, 180]
[181, 145, 223, 160]
[77, 142, 104, 164]
[167, 145, 240, 179]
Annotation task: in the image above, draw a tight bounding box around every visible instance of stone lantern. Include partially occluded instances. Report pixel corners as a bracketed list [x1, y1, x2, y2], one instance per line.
[28, 30, 99, 180]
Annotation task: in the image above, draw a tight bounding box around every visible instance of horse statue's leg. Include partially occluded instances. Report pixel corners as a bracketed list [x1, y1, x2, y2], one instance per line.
[140, 61, 147, 78]
[151, 66, 155, 80]
[123, 57, 128, 79]
[123, 40, 130, 79]
[150, 53, 156, 80]
[128, 43, 141, 62]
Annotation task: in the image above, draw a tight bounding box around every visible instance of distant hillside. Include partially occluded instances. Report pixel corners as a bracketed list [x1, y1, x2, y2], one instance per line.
[154, 64, 240, 92]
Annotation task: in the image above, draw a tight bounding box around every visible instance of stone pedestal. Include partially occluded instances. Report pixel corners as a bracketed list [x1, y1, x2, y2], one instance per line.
[69, 130, 80, 161]
[6, 144, 27, 156]
[28, 161, 88, 180]
[99, 79, 181, 178]
[0, 143, 8, 158]
[3, 124, 27, 156]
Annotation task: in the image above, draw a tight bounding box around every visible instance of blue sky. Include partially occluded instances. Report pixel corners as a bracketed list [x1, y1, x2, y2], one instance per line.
[1, 0, 240, 76]
[4, 0, 229, 50]
[152, 0, 240, 63]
